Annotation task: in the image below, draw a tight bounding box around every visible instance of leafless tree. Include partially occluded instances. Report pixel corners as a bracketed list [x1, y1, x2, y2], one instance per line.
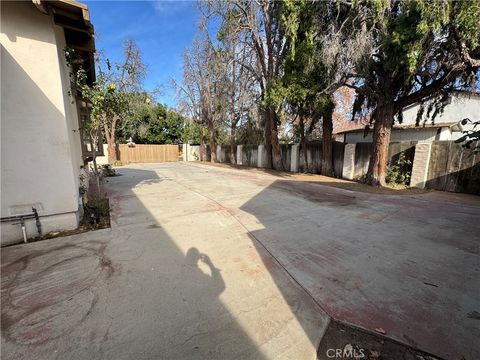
[175, 25, 228, 162]
[210, 0, 288, 170]
[210, 2, 258, 163]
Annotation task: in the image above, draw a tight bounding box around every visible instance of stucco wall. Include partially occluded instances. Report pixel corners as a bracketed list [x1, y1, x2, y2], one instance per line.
[401, 94, 480, 128]
[344, 94, 480, 144]
[54, 25, 84, 190]
[186, 145, 201, 161]
[88, 144, 110, 166]
[1, 1, 82, 243]
[345, 128, 440, 144]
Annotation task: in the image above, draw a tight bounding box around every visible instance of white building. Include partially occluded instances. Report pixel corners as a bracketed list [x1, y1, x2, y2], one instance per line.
[335, 91, 480, 144]
[1, 0, 99, 245]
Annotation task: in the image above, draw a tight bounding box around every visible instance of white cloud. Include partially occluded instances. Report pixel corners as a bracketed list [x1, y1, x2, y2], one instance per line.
[151, 0, 190, 15]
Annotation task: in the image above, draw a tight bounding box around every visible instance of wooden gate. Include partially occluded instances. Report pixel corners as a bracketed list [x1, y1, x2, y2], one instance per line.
[118, 144, 179, 164]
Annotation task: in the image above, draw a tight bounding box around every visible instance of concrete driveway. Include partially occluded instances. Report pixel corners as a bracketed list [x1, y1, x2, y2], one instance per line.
[1, 162, 479, 360]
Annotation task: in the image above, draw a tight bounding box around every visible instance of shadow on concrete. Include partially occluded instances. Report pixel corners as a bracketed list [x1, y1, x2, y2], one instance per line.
[424, 141, 480, 195]
[191, 162, 426, 196]
[426, 162, 480, 195]
[195, 161, 295, 178]
[239, 177, 479, 360]
[1, 167, 267, 359]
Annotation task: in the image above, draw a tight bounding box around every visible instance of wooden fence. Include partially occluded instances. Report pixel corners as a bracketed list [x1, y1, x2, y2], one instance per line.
[118, 144, 179, 164]
[200, 142, 345, 178]
[426, 141, 480, 194]
[189, 140, 479, 195]
[353, 141, 416, 180]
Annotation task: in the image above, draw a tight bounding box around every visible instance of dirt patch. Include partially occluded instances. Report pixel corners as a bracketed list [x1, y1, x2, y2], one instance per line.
[194, 162, 429, 196]
[270, 180, 357, 206]
[318, 320, 440, 360]
[44, 221, 109, 239]
[1, 222, 111, 248]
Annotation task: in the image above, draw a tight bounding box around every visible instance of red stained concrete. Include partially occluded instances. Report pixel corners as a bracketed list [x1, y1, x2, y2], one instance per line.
[1, 162, 478, 359]
[189, 162, 480, 359]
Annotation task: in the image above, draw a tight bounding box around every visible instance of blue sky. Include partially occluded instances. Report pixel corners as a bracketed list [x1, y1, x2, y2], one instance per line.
[84, 1, 199, 108]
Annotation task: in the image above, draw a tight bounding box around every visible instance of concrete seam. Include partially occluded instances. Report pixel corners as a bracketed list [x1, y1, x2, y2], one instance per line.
[177, 163, 448, 357]
[172, 171, 331, 319]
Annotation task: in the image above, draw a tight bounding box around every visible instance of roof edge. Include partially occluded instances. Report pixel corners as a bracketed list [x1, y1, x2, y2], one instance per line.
[336, 122, 457, 134]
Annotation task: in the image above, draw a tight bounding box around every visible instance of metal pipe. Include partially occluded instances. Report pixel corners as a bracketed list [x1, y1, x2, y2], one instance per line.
[0, 213, 36, 222]
[20, 217, 27, 243]
[1, 207, 42, 242]
[32, 207, 42, 238]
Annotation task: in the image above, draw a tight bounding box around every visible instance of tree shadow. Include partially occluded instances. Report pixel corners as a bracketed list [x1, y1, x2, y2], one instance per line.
[426, 160, 480, 195]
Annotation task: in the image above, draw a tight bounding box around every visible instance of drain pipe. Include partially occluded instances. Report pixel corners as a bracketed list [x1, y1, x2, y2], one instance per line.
[10, 216, 28, 243]
[32, 207, 42, 237]
[0, 207, 42, 243]
[20, 217, 27, 243]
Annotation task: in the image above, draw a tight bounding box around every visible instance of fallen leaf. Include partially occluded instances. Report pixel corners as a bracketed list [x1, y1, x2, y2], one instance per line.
[375, 327, 386, 334]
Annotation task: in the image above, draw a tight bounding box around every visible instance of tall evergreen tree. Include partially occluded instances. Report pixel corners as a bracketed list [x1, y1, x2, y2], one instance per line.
[350, 0, 480, 185]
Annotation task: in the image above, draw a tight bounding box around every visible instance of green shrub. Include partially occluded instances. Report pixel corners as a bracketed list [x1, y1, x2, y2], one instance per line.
[79, 173, 87, 196]
[386, 152, 412, 185]
[83, 197, 110, 228]
[101, 164, 116, 177]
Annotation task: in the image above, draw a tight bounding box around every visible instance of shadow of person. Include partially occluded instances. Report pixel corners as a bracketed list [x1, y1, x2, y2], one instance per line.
[162, 247, 267, 359]
[183, 248, 225, 298]
[1, 167, 268, 360]
[101, 168, 267, 358]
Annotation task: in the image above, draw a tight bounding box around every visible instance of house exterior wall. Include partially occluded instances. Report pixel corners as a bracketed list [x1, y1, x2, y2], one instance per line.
[88, 144, 110, 166]
[399, 93, 480, 140]
[1, 1, 83, 245]
[400, 94, 480, 129]
[345, 127, 440, 144]
[342, 93, 480, 144]
[54, 25, 84, 188]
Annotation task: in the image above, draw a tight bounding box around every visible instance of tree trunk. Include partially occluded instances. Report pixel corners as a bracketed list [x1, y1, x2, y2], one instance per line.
[270, 110, 284, 171]
[321, 106, 334, 177]
[230, 122, 237, 164]
[200, 135, 206, 162]
[103, 123, 118, 164]
[107, 139, 117, 164]
[264, 107, 273, 169]
[89, 128, 101, 194]
[365, 104, 394, 186]
[299, 117, 308, 172]
[208, 120, 217, 163]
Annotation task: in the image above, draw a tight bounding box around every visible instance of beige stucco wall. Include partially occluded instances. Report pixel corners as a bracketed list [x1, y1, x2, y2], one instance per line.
[399, 94, 480, 140]
[344, 94, 480, 144]
[186, 145, 201, 161]
[345, 127, 440, 144]
[88, 144, 110, 166]
[1, 1, 83, 244]
[54, 25, 84, 191]
[401, 94, 480, 126]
